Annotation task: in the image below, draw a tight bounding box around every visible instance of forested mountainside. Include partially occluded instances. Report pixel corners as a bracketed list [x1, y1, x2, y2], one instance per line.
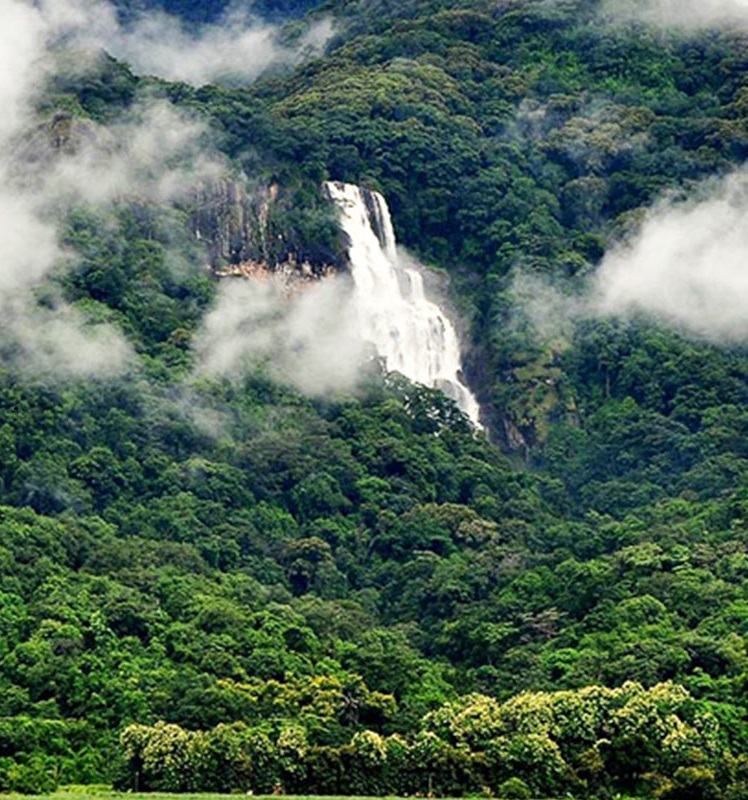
[6, 0, 748, 797]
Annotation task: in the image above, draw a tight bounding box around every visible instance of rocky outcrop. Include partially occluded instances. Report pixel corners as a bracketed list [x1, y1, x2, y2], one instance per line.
[188, 179, 270, 267]
[213, 254, 337, 295]
[188, 179, 346, 287]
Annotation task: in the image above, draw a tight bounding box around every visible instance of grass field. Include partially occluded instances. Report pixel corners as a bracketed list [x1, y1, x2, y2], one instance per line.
[5, 794, 470, 800]
[1, 790, 642, 800]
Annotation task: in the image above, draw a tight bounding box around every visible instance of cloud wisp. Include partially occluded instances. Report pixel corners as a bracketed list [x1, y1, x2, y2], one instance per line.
[0, 0, 342, 388]
[601, 0, 748, 30]
[0, 0, 129, 378]
[39, 0, 333, 86]
[591, 170, 748, 341]
[193, 276, 373, 397]
[0, 0, 236, 379]
[516, 168, 748, 345]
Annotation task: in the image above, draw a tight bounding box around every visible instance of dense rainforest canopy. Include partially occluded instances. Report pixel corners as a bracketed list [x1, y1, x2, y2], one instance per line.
[5, 0, 748, 797]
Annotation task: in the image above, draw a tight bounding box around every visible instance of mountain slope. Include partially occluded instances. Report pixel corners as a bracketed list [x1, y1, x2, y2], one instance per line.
[5, 0, 748, 796]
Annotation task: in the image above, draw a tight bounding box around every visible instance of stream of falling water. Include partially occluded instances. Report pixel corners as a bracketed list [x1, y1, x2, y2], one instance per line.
[325, 181, 482, 427]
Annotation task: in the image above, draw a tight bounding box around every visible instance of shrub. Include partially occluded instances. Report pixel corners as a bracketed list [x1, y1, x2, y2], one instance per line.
[661, 766, 720, 800]
[498, 777, 532, 799]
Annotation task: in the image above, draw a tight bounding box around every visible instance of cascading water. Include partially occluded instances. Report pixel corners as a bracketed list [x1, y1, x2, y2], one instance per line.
[325, 181, 482, 428]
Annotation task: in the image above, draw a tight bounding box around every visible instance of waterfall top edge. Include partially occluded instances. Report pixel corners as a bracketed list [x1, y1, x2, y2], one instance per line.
[324, 180, 386, 202]
[325, 181, 394, 254]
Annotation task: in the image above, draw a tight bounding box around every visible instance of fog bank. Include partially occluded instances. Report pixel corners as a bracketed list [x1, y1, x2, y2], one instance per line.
[516, 169, 748, 345]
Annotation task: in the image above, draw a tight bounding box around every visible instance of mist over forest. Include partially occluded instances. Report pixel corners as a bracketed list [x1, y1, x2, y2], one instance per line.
[5, 0, 748, 798]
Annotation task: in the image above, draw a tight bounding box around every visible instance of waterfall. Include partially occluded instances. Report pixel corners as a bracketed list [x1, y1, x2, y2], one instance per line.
[325, 181, 482, 428]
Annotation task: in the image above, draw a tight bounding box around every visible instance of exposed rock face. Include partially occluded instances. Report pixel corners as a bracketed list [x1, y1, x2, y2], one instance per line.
[213, 253, 337, 295]
[188, 179, 343, 282]
[188, 179, 268, 268]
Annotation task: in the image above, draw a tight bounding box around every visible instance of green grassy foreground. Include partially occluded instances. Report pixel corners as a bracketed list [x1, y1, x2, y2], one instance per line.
[5, 794, 474, 800]
[2, 791, 643, 800]
[3, 789, 468, 800]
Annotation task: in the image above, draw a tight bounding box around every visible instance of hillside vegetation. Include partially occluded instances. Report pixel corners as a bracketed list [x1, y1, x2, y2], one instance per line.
[5, 0, 748, 798]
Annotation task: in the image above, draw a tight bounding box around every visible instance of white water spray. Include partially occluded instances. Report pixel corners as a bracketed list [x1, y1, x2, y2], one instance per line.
[325, 181, 482, 427]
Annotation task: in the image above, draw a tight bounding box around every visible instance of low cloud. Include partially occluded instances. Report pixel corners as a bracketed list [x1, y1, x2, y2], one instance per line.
[34, 102, 225, 206]
[0, 0, 237, 379]
[1, 301, 133, 379]
[0, 0, 338, 383]
[0, 100, 225, 377]
[0, 3, 121, 376]
[601, 0, 748, 29]
[1, 0, 337, 383]
[510, 272, 583, 342]
[1, 2, 45, 141]
[40, 0, 334, 85]
[516, 168, 748, 344]
[0, 176, 132, 379]
[591, 170, 748, 341]
[193, 277, 373, 396]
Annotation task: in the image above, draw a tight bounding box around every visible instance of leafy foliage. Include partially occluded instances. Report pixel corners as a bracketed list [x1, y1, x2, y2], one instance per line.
[8, 0, 748, 796]
[115, 682, 734, 797]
